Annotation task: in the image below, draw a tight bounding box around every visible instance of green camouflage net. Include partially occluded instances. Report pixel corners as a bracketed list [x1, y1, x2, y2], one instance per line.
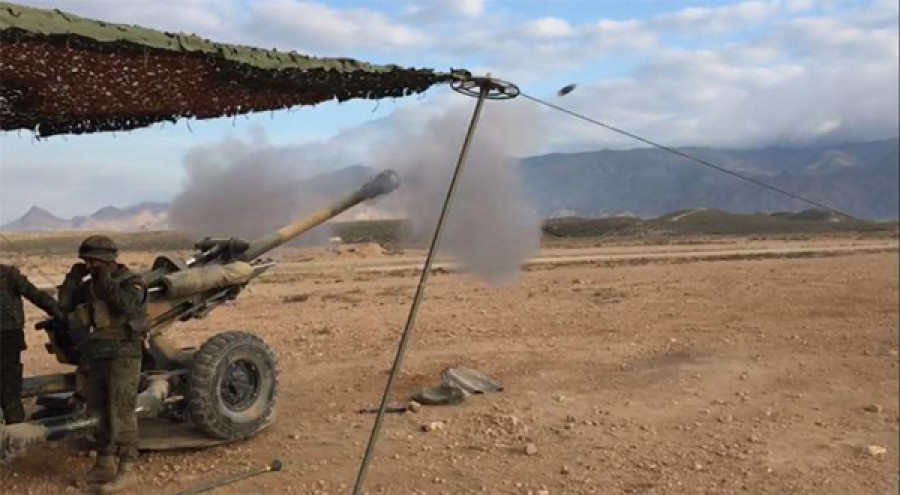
[0, 2, 460, 137]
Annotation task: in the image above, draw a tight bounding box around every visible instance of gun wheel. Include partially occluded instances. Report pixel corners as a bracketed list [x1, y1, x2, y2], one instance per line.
[188, 331, 278, 439]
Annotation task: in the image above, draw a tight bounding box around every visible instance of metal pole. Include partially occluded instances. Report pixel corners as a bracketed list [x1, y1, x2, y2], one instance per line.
[176, 459, 283, 495]
[351, 81, 492, 495]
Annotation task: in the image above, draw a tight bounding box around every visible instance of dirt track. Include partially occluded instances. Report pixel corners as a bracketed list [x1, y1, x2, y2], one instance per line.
[2, 237, 898, 494]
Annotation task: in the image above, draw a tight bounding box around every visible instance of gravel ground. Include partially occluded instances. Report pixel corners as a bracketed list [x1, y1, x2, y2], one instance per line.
[2, 238, 897, 494]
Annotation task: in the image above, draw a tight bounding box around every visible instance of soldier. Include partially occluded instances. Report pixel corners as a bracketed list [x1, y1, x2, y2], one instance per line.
[58, 236, 148, 490]
[0, 263, 64, 424]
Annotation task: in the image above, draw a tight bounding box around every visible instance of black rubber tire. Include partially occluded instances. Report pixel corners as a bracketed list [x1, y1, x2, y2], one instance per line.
[187, 331, 278, 439]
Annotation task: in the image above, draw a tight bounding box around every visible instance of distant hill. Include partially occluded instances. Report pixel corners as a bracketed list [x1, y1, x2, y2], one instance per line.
[4, 139, 897, 232]
[520, 138, 899, 220]
[2, 206, 68, 231]
[541, 208, 890, 237]
[2, 202, 169, 231]
[330, 208, 894, 246]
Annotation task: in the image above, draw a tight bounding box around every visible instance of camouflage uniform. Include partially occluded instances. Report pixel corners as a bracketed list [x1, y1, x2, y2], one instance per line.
[0, 264, 62, 424]
[58, 236, 147, 483]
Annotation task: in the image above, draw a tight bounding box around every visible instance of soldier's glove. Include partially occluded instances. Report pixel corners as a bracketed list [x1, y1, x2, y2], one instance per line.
[69, 262, 90, 279]
[90, 262, 117, 298]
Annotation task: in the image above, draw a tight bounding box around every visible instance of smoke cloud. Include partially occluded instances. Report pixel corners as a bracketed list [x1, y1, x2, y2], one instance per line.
[168, 129, 369, 244]
[168, 97, 544, 284]
[374, 98, 544, 285]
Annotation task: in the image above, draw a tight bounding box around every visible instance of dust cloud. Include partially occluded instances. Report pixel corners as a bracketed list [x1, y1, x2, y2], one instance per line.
[169, 98, 544, 284]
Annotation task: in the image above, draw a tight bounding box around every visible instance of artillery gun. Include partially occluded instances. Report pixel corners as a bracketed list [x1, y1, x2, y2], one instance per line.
[0, 170, 400, 458]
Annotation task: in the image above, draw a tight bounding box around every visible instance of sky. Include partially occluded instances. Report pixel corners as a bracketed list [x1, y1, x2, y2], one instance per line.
[0, 0, 898, 223]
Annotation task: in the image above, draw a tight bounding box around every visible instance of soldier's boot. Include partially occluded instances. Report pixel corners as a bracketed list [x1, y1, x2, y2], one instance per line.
[85, 455, 118, 484]
[0, 399, 24, 424]
[0, 363, 26, 424]
[96, 458, 137, 494]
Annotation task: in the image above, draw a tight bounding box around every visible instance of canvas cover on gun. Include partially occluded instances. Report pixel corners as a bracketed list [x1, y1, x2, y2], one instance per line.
[159, 262, 254, 298]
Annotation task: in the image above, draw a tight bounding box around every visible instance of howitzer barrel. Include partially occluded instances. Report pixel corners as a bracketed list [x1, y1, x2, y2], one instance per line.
[0, 414, 99, 459]
[241, 170, 400, 261]
[1, 375, 171, 459]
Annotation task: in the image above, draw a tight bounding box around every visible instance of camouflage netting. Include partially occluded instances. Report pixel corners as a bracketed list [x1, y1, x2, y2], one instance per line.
[0, 2, 460, 137]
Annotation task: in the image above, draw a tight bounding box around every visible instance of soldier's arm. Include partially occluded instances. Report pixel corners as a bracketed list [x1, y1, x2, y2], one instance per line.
[12, 266, 64, 320]
[93, 269, 147, 314]
[58, 263, 88, 312]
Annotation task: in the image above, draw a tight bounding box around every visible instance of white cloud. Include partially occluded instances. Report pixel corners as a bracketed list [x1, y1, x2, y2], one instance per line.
[647, 0, 821, 35]
[405, 0, 487, 22]
[451, 0, 486, 17]
[540, 10, 898, 151]
[650, 1, 777, 35]
[246, 0, 430, 53]
[523, 17, 575, 39]
[448, 17, 658, 81]
[775, 16, 899, 60]
[14, 0, 242, 41]
[586, 19, 657, 52]
[846, 0, 900, 28]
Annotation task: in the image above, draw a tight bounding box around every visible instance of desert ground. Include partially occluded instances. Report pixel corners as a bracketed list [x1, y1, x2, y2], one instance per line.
[1, 234, 898, 494]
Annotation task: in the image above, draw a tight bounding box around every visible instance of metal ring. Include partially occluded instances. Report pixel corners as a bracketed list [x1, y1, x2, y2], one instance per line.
[452, 76, 520, 100]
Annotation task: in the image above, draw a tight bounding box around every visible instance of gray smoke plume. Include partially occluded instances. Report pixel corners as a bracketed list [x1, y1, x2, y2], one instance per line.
[168, 130, 370, 244]
[169, 97, 544, 284]
[374, 98, 544, 285]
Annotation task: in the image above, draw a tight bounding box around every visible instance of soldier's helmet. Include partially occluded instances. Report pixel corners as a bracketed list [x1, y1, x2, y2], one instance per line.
[78, 235, 118, 262]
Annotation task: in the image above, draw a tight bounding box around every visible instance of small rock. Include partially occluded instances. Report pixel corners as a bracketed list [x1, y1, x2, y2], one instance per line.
[524, 443, 538, 456]
[863, 404, 883, 413]
[422, 421, 444, 432]
[560, 465, 570, 475]
[867, 445, 887, 457]
[408, 401, 422, 413]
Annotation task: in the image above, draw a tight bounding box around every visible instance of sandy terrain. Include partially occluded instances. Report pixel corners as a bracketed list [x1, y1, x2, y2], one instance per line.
[1, 236, 898, 495]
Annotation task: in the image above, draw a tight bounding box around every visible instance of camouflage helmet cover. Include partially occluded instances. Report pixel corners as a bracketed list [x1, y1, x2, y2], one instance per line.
[78, 235, 118, 262]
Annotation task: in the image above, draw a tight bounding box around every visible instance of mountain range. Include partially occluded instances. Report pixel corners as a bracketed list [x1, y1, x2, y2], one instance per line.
[2, 202, 169, 232]
[3, 138, 897, 231]
[520, 138, 898, 220]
